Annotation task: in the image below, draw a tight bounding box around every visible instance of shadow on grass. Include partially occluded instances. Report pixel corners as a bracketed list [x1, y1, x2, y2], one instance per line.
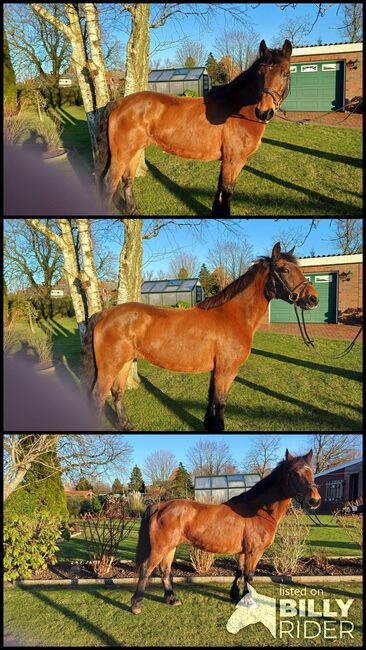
[262, 137, 362, 168]
[139, 374, 204, 430]
[250, 348, 362, 382]
[145, 160, 209, 215]
[233, 376, 361, 430]
[18, 585, 127, 645]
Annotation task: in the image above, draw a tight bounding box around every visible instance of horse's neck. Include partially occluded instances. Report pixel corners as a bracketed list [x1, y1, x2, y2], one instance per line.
[231, 267, 270, 330]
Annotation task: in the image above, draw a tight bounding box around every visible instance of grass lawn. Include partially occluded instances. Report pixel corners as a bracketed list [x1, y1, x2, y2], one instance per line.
[49, 104, 362, 216]
[8, 316, 362, 431]
[57, 515, 362, 563]
[4, 582, 363, 646]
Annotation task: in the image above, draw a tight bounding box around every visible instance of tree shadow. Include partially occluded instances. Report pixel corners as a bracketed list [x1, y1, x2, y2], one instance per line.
[144, 160, 209, 214]
[138, 373, 204, 430]
[262, 136, 362, 168]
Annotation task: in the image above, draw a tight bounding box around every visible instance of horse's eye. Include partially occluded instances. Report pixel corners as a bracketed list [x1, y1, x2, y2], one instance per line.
[282, 268, 289, 274]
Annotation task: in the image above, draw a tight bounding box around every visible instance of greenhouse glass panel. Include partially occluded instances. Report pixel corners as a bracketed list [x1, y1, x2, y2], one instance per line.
[149, 71, 162, 81]
[227, 474, 244, 482]
[228, 487, 244, 499]
[245, 474, 260, 487]
[228, 481, 245, 488]
[186, 69, 202, 79]
[211, 476, 227, 488]
[195, 477, 211, 489]
[158, 71, 173, 81]
[162, 293, 176, 305]
[196, 489, 211, 502]
[211, 489, 227, 503]
[180, 280, 196, 291]
[149, 293, 161, 305]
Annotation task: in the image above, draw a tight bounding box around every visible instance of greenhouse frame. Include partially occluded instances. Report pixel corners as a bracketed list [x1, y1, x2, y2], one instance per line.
[194, 473, 261, 503]
[148, 67, 212, 96]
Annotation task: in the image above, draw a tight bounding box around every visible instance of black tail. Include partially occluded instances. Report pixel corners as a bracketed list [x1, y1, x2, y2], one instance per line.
[136, 504, 159, 570]
[95, 99, 120, 188]
[80, 311, 105, 395]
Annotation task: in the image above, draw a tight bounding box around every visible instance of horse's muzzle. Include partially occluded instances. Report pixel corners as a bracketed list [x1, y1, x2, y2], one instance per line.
[300, 294, 319, 310]
[307, 496, 321, 510]
[255, 107, 274, 123]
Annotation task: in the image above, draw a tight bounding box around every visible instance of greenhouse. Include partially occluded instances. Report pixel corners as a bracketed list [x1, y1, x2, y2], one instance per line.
[148, 67, 212, 96]
[194, 473, 261, 503]
[141, 278, 204, 307]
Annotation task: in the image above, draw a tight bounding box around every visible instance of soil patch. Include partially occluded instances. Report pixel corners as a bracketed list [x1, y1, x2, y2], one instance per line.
[24, 556, 362, 581]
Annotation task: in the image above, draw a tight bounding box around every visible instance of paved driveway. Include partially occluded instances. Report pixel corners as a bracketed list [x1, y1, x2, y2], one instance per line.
[258, 322, 362, 341]
[274, 110, 362, 129]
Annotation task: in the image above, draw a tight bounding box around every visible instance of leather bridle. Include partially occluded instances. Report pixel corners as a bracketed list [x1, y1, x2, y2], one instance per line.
[271, 266, 311, 305]
[259, 63, 290, 112]
[288, 472, 319, 508]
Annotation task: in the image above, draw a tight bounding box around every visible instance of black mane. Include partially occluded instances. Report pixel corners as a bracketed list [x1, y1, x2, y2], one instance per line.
[197, 251, 298, 310]
[226, 454, 306, 505]
[208, 47, 289, 100]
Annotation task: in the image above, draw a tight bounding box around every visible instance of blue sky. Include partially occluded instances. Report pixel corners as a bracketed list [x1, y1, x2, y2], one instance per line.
[149, 3, 346, 64]
[137, 218, 343, 276]
[119, 433, 313, 483]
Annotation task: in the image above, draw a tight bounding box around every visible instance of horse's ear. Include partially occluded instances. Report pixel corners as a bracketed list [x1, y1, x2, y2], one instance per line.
[282, 39, 292, 58]
[304, 449, 313, 463]
[285, 449, 294, 462]
[259, 39, 270, 59]
[288, 245, 295, 255]
[272, 242, 281, 262]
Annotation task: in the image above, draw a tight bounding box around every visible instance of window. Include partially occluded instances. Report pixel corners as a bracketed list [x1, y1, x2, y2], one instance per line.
[322, 63, 339, 71]
[167, 280, 181, 286]
[325, 480, 343, 501]
[301, 64, 318, 73]
[290, 66, 297, 73]
[315, 275, 332, 283]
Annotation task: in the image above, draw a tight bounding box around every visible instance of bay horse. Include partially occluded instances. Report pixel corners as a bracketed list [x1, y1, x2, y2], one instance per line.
[131, 449, 321, 614]
[95, 39, 292, 216]
[80, 242, 318, 431]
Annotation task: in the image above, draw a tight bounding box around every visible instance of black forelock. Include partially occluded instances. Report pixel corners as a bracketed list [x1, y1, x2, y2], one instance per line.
[260, 48, 289, 65]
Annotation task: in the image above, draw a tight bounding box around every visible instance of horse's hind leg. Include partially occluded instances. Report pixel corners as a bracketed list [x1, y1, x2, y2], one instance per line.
[160, 548, 182, 606]
[122, 149, 144, 215]
[111, 361, 134, 431]
[230, 553, 244, 604]
[131, 550, 166, 615]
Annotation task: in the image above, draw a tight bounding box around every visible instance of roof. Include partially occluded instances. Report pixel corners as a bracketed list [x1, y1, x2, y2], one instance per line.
[194, 473, 260, 490]
[141, 278, 201, 293]
[315, 457, 363, 478]
[292, 42, 362, 56]
[297, 41, 362, 48]
[148, 67, 207, 82]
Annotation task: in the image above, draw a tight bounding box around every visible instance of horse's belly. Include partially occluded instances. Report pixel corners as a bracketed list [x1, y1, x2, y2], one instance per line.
[137, 349, 213, 373]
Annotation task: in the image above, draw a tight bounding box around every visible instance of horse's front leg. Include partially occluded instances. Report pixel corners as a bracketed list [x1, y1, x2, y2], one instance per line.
[230, 553, 244, 603]
[204, 367, 237, 432]
[211, 157, 245, 216]
[241, 549, 263, 606]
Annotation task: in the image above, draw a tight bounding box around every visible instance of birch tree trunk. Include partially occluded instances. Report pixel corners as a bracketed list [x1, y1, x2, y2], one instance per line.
[117, 218, 143, 388]
[76, 219, 103, 316]
[31, 3, 110, 162]
[28, 219, 87, 340]
[123, 3, 151, 176]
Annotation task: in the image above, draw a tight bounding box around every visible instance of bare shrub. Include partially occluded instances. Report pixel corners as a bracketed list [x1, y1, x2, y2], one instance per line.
[3, 319, 20, 354]
[335, 513, 363, 550]
[27, 328, 54, 364]
[189, 546, 215, 573]
[80, 496, 135, 577]
[271, 505, 309, 576]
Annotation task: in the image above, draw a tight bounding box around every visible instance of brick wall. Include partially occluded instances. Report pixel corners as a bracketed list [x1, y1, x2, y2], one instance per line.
[291, 50, 363, 102]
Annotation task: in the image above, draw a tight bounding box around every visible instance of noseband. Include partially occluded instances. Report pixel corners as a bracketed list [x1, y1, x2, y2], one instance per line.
[271, 267, 311, 304]
[288, 473, 318, 507]
[259, 63, 290, 111]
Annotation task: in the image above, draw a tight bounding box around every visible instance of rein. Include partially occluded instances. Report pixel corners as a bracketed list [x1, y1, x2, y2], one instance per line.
[270, 266, 362, 358]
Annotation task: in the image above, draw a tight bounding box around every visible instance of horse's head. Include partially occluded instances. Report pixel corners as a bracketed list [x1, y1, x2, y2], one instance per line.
[255, 39, 292, 123]
[267, 242, 319, 311]
[285, 449, 321, 510]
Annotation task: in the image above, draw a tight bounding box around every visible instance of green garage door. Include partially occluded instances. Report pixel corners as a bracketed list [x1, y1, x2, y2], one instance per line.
[270, 272, 337, 323]
[282, 60, 344, 111]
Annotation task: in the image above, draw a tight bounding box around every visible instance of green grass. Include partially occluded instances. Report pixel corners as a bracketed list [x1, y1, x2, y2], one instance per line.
[58, 515, 362, 563]
[8, 316, 362, 431]
[4, 582, 363, 646]
[46, 104, 362, 216]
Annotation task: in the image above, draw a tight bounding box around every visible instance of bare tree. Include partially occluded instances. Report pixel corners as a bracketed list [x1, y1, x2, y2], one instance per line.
[3, 434, 133, 501]
[326, 219, 363, 254]
[335, 3, 363, 43]
[308, 434, 362, 473]
[168, 252, 199, 278]
[143, 449, 177, 484]
[272, 14, 313, 47]
[245, 435, 282, 478]
[272, 225, 306, 253]
[175, 40, 207, 67]
[207, 238, 254, 281]
[186, 438, 234, 476]
[215, 26, 260, 72]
